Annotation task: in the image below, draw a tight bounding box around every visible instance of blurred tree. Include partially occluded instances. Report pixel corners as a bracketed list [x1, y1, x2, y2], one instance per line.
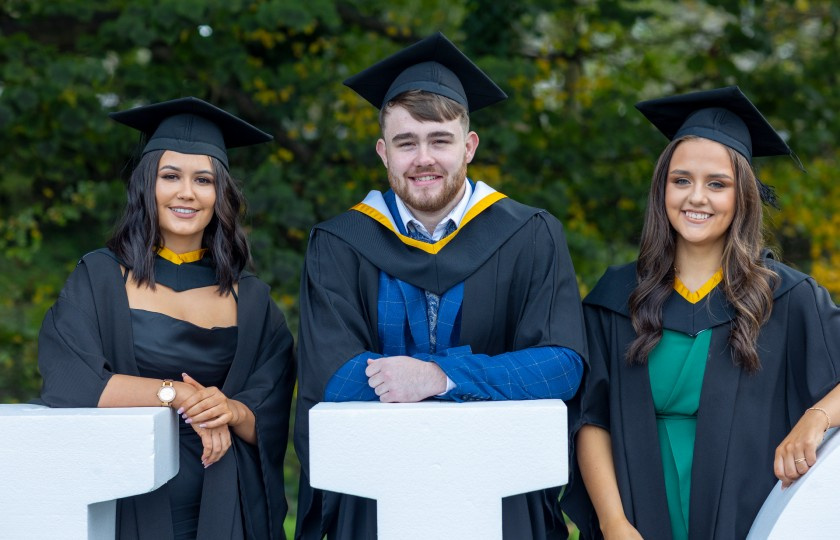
[2, 0, 839, 534]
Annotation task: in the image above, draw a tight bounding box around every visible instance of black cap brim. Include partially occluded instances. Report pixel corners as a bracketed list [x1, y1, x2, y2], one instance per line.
[343, 32, 507, 112]
[109, 97, 273, 169]
[635, 86, 791, 161]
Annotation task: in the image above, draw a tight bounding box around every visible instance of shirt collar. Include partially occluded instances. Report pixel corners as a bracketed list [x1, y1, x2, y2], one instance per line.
[394, 180, 473, 241]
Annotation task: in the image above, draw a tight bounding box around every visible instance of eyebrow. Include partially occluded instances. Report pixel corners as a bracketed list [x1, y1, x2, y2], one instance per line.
[669, 168, 733, 180]
[391, 133, 417, 143]
[391, 130, 456, 143]
[159, 164, 215, 176]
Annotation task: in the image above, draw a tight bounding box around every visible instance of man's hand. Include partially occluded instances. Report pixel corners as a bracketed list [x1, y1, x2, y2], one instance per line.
[365, 356, 447, 403]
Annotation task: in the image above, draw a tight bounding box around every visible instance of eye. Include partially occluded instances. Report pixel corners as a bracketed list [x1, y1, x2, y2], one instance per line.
[160, 173, 179, 181]
[398, 142, 415, 149]
[673, 177, 690, 185]
[195, 176, 214, 185]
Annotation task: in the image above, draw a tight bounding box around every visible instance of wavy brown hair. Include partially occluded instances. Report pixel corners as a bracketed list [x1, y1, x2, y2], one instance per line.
[106, 149, 251, 295]
[626, 136, 778, 372]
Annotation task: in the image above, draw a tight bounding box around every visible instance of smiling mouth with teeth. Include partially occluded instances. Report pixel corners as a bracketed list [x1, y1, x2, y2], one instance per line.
[685, 211, 711, 220]
[172, 208, 198, 214]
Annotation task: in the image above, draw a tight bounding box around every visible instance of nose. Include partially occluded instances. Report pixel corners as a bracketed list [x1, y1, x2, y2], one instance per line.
[688, 183, 707, 205]
[177, 180, 195, 200]
[414, 144, 435, 167]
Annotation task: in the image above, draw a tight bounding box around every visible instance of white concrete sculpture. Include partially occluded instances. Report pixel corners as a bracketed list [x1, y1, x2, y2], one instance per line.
[0, 404, 178, 540]
[748, 427, 840, 539]
[309, 399, 568, 540]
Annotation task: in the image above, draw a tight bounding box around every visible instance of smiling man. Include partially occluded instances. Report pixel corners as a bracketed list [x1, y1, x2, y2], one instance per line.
[294, 32, 587, 540]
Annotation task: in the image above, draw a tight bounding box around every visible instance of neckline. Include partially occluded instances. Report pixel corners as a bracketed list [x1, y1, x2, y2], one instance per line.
[156, 246, 208, 265]
[130, 308, 237, 331]
[674, 268, 724, 304]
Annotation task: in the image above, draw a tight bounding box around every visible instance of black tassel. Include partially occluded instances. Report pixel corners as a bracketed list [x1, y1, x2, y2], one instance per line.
[756, 178, 779, 209]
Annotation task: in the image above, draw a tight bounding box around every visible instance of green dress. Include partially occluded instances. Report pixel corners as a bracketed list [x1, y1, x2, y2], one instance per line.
[647, 272, 719, 539]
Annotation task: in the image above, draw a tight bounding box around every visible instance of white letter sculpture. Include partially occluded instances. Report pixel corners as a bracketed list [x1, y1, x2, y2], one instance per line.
[748, 427, 840, 539]
[0, 404, 178, 540]
[310, 400, 568, 540]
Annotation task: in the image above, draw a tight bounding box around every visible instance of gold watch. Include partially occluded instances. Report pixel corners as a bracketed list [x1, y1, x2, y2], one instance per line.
[157, 379, 176, 407]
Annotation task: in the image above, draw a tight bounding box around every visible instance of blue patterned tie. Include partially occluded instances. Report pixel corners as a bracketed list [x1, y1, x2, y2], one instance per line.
[406, 220, 457, 353]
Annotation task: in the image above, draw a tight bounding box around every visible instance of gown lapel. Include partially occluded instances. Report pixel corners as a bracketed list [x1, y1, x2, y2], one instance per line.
[689, 325, 741, 538]
[617, 332, 674, 539]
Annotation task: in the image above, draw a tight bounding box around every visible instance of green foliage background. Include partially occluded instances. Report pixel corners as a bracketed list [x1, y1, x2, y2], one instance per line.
[2, 0, 839, 533]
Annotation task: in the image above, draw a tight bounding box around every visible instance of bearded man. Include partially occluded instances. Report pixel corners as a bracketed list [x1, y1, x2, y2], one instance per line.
[294, 32, 587, 540]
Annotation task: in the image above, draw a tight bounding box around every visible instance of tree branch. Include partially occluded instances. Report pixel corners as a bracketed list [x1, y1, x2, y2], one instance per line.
[334, 2, 421, 44]
[0, 11, 120, 52]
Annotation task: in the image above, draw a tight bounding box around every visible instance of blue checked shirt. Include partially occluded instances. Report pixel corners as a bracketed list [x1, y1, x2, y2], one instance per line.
[324, 205, 583, 402]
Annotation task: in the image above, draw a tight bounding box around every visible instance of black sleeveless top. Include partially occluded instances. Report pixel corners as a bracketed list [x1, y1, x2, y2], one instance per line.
[131, 309, 237, 539]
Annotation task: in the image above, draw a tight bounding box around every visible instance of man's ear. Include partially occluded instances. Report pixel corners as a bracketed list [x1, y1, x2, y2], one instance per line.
[376, 138, 388, 168]
[464, 131, 479, 163]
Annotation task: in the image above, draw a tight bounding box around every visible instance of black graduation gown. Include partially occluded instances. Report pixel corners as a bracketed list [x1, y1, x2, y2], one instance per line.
[564, 257, 840, 539]
[37, 249, 296, 540]
[294, 197, 588, 539]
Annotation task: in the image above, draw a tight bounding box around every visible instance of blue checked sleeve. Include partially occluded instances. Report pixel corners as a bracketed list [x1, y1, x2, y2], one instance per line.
[324, 351, 383, 401]
[419, 345, 583, 402]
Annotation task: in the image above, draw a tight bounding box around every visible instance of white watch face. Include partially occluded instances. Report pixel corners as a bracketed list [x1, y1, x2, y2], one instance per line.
[158, 386, 176, 402]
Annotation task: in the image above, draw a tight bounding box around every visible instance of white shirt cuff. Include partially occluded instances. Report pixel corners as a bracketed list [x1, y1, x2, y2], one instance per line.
[437, 376, 456, 396]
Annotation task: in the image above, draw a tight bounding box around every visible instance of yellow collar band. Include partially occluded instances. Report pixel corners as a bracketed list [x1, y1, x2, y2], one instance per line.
[156, 246, 208, 265]
[351, 182, 507, 255]
[674, 268, 724, 304]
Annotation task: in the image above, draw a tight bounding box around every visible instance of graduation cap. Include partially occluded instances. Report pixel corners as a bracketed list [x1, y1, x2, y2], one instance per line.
[634, 86, 794, 164]
[109, 97, 273, 170]
[343, 32, 507, 112]
[636, 86, 802, 206]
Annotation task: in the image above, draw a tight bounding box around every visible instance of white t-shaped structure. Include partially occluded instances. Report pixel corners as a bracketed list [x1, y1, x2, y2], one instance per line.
[309, 400, 568, 539]
[748, 427, 840, 539]
[0, 404, 178, 540]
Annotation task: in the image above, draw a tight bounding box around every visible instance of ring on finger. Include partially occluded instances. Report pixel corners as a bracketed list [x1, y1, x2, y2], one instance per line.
[794, 457, 807, 464]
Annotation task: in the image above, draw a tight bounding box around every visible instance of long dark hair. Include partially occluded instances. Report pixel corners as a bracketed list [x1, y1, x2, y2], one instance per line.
[626, 135, 778, 372]
[106, 149, 251, 295]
